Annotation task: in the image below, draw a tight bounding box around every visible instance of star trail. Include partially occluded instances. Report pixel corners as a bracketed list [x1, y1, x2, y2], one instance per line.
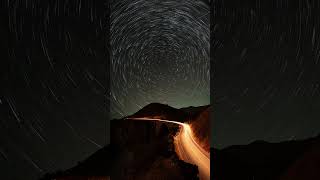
[110, 0, 210, 118]
[2, 1, 108, 179]
[212, 0, 320, 148]
[3, 0, 320, 179]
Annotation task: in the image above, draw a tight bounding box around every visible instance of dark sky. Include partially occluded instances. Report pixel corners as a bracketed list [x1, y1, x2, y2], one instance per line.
[2, 1, 109, 179]
[2, 0, 320, 179]
[212, 0, 320, 148]
[2, 0, 210, 179]
[110, 0, 210, 118]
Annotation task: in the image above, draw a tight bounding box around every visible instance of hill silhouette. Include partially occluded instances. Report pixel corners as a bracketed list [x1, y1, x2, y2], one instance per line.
[129, 103, 211, 152]
[212, 135, 320, 180]
[180, 105, 210, 119]
[41, 103, 212, 180]
[128, 103, 189, 122]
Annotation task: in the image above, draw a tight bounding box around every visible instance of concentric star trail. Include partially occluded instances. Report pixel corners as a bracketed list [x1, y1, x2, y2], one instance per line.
[110, 0, 210, 118]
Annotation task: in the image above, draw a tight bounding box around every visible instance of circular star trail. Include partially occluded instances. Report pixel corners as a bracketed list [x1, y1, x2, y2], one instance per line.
[110, 0, 210, 118]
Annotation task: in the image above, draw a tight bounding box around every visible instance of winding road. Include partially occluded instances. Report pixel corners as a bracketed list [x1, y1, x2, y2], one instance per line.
[127, 117, 210, 180]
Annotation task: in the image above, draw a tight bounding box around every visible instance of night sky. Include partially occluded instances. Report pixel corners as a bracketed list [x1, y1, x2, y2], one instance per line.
[2, 1, 109, 179]
[2, 0, 210, 179]
[2, 0, 320, 179]
[110, 0, 210, 118]
[212, 0, 320, 148]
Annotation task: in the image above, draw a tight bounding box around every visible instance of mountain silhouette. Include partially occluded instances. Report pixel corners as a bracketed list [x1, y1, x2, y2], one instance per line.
[128, 103, 189, 122]
[212, 134, 320, 180]
[41, 103, 211, 180]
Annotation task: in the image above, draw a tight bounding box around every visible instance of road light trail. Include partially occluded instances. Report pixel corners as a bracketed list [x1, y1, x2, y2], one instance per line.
[127, 117, 210, 180]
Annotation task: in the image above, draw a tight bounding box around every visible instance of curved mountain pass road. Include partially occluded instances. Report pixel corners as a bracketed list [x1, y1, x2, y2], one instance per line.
[127, 117, 210, 180]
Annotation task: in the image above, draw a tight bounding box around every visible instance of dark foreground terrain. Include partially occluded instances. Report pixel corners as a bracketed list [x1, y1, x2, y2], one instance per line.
[41, 120, 199, 180]
[212, 134, 320, 180]
[41, 103, 210, 180]
[40, 103, 320, 180]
